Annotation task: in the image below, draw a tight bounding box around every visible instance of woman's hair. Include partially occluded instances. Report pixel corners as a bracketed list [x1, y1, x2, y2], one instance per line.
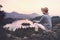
[41, 7, 48, 13]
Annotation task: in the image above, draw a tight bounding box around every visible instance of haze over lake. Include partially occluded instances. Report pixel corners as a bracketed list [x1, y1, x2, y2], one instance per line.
[4, 19, 34, 31]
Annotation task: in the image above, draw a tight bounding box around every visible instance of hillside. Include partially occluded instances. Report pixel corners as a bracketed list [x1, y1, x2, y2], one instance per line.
[0, 11, 60, 40]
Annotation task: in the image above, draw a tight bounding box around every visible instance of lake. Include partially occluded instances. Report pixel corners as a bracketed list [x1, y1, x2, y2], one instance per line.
[4, 19, 35, 31]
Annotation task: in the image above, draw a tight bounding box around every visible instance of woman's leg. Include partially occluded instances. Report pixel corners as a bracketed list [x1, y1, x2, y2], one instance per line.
[34, 23, 53, 32]
[34, 23, 47, 31]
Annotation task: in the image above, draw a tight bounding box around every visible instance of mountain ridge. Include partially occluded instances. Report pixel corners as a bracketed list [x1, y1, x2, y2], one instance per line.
[5, 12, 40, 19]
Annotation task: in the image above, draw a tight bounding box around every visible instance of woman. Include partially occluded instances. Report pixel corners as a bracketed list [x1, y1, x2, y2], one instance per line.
[34, 7, 52, 32]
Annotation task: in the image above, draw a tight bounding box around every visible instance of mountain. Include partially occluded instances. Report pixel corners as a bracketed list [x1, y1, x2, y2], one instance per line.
[5, 12, 40, 19]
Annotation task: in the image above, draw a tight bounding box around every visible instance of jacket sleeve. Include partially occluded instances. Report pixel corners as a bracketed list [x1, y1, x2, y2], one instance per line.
[39, 15, 44, 23]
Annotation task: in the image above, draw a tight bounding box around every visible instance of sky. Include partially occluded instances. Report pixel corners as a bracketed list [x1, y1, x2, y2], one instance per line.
[0, 0, 60, 16]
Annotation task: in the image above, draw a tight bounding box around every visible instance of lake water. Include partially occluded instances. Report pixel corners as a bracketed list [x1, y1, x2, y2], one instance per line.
[4, 19, 35, 31]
